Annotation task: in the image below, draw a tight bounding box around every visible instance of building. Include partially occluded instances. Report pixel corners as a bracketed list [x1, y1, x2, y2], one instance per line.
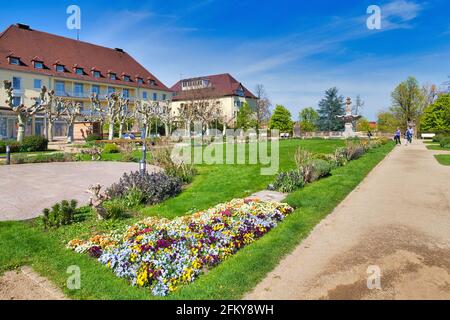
[170, 73, 257, 126]
[0, 23, 172, 140]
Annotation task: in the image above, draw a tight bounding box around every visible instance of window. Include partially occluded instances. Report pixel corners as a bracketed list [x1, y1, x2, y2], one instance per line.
[55, 81, 66, 96]
[9, 57, 20, 65]
[149, 79, 157, 86]
[34, 61, 44, 69]
[153, 93, 158, 101]
[122, 89, 129, 98]
[93, 71, 101, 78]
[109, 73, 117, 80]
[108, 87, 115, 95]
[142, 91, 147, 99]
[75, 68, 84, 75]
[13, 97, 21, 107]
[162, 94, 167, 101]
[55, 64, 65, 72]
[12, 77, 21, 90]
[91, 85, 100, 94]
[137, 78, 144, 85]
[74, 83, 84, 97]
[34, 79, 42, 89]
[123, 75, 131, 82]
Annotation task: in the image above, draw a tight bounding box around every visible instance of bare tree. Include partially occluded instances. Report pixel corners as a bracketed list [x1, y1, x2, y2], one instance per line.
[3, 80, 45, 143]
[135, 99, 159, 138]
[40, 87, 63, 142]
[421, 83, 438, 107]
[89, 93, 106, 138]
[105, 93, 120, 140]
[254, 84, 271, 133]
[116, 97, 131, 138]
[159, 100, 174, 136]
[61, 99, 82, 143]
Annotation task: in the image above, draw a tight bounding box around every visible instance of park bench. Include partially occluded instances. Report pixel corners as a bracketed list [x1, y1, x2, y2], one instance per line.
[421, 133, 436, 139]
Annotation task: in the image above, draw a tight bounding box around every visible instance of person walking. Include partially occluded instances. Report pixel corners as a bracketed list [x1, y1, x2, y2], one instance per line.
[405, 126, 413, 146]
[394, 127, 401, 146]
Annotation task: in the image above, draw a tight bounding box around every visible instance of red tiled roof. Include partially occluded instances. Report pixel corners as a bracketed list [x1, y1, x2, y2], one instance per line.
[171, 73, 256, 101]
[0, 24, 171, 91]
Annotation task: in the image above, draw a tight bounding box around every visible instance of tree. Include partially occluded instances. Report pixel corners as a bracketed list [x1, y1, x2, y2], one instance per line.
[352, 95, 365, 115]
[61, 100, 81, 143]
[269, 105, 293, 133]
[420, 93, 450, 133]
[135, 100, 158, 138]
[116, 97, 132, 138]
[356, 117, 371, 132]
[254, 84, 271, 132]
[377, 111, 399, 133]
[41, 87, 63, 142]
[236, 102, 256, 131]
[317, 87, 345, 131]
[299, 107, 319, 132]
[105, 93, 120, 140]
[390, 76, 425, 128]
[3, 80, 45, 142]
[159, 100, 174, 136]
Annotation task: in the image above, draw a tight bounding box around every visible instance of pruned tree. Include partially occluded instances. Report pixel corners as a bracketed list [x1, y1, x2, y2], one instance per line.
[40, 87, 63, 142]
[106, 93, 120, 140]
[159, 100, 174, 136]
[254, 84, 271, 132]
[3, 80, 45, 143]
[89, 93, 106, 138]
[135, 99, 158, 138]
[116, 97, 132, 138]
[61, 99, 81, 143]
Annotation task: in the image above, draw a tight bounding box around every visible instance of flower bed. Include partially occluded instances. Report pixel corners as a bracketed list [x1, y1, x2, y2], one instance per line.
[67, 198, 294, 296]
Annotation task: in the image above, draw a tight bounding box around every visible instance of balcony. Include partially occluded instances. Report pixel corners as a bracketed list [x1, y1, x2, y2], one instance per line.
[55, 90, 136, 102]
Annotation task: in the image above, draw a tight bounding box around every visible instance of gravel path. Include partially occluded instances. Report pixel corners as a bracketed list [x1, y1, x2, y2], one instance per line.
[245, 141, 450, 300]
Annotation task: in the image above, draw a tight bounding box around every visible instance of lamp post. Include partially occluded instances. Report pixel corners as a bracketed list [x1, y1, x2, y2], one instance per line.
[6, 145, 10, 165]
[140, 126, 147, 175]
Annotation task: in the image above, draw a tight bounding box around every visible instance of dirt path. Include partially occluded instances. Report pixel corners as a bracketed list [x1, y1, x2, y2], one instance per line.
[246, 140, 450, 300]
[0, 267, 67, 300]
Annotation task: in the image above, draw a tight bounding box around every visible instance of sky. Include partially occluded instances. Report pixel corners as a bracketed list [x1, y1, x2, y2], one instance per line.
[1, 0, 450, 120]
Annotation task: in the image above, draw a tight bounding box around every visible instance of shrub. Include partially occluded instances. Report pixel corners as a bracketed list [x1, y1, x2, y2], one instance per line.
[268, 170, 304, 193]
[85, 133, 103, 142]
[103, 143, 120, 154]
[440, 137, 450, 148]
[152, 148, 197, 184]
[10, 153, 74, 164]
[309, 159, 332, 182]
[103, 199, 127, 220]
[20, 136, 48, 152]
[106, 171, 182, 205]
[123, 188, 145, 207]
[42, 200, 78, 229]
[294, 147, 315, 183]
[0, 140, 21, 153]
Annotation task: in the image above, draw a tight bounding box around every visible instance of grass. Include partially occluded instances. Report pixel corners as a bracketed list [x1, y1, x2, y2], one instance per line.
[435, 154, 450, 166]
[426, 145, 450, 151]
[0, 139, 393, 300]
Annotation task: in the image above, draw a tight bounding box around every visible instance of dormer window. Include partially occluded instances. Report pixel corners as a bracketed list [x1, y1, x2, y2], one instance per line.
[123, 75, 131, 82]
[34, 61, 44, 69]
[137, 78, 144, 85]
[92, 70, 101, 78]
[109, 72, 117, 80]
[75, 67, 84, 75]
[148, 79, 157, 86]
[9, 57, 20, 65]
[55, 64, 65, 72]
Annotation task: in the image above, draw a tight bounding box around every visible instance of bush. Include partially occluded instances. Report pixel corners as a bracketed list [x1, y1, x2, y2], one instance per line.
[152, 148, 197, 184]
[103, 199, 128, 220]
[10, 153, 74, 165]
[440, 137, 450, 148]
[42, 200, 78, 229]
[123, 188, 145, 207]
[268, 170, 304, 193]
[309, 159, 332, 182]
[103, 143, 120, 154]
[20, 136, 48, 152]
[106, 171, 182, 205]
[0, 140, 21, 153]
[85, 133, 103, 142]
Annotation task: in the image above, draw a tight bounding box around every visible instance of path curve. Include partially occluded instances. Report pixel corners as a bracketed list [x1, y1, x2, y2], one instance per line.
[245, 141, 450, 300]
[0, 162, 159, 221]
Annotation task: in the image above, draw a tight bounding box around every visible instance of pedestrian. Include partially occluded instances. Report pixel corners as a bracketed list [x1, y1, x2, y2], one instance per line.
[394, 127, 401, 145]
[405, 126, 413, 146]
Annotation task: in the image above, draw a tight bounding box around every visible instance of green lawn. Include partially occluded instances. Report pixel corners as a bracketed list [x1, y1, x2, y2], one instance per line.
[435, 154, 450, 166]
[0, 139, 393, 300]
[427, 145, 450, 151]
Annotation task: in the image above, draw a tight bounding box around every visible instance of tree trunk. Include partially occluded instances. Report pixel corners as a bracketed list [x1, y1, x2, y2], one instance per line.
[108, 123, 114, 141]
[67, 124, 74, 144]
[17, 123, 25, 143]
[223, 122, 227, 136]
[48, 121, 54, 142]
[118, 122, 124, 139]
[165, 123, 169, 137]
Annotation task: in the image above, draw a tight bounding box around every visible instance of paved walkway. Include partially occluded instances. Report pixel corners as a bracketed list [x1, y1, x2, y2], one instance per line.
[246, 141, 450, 300]
[0, 162, 153, 221]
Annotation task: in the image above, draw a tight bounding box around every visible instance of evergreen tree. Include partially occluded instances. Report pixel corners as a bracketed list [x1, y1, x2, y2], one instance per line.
[317, 87, 345, 131]
[236, 102, 256, 131]
[269, 105, 293, 133]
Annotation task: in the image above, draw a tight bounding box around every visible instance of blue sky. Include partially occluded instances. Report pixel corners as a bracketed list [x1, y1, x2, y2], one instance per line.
[1, 0, 450, 120]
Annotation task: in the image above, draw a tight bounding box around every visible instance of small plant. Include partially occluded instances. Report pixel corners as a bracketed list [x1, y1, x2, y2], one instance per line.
[42, 199, 78, 229]
[294, 147, 315, 183]
[103, 143, 120, 154]
[103, 199, 128, 220]
[106, 171, 182, 205]
[439, 137, 450, 148]
[268, 170, 305, 193]
[123, 188, 145, 207]
[309, 159, 332, 182]
[85, 133, 103, 142]
[152, 148, 197, 184]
